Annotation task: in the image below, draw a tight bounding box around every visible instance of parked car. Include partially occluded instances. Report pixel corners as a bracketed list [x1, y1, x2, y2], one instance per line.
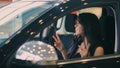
[0, 0, 120, 68]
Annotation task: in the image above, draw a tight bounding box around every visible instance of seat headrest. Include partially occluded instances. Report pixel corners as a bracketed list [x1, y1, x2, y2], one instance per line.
[65, 14, 77, 32]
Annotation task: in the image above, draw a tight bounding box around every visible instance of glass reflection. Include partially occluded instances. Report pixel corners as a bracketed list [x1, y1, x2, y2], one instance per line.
[16, 41, 58, 65]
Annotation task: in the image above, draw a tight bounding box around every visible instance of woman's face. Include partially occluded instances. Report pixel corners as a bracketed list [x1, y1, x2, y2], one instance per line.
[74, 20, 83, 36]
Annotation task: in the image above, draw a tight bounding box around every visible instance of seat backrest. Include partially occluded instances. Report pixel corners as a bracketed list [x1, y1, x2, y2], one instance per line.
[99, 8, 115, 54]
[59, 34, 74, 50]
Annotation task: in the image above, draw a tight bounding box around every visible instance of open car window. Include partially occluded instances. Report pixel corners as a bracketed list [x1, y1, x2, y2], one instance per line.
[15, 6, 116, 60]
[54, 7, 115, 56]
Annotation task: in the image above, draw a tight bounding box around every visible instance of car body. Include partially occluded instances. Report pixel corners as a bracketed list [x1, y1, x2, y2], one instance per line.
[0, 0, 120, 68]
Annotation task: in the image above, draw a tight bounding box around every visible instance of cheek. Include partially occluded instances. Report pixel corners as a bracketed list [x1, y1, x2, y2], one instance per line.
[78, 27, 84, 34]
[79, 29, 83, 34]
[76, 28, 82, 34]
[78, 26, 83, 31]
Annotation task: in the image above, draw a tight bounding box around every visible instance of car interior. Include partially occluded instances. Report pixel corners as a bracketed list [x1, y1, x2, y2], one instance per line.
[39, 7, 115, 60]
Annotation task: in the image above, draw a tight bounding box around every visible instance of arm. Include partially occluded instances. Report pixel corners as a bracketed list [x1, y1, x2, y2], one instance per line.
[53, 33, 67, 60]
[60, 48, 67, 60]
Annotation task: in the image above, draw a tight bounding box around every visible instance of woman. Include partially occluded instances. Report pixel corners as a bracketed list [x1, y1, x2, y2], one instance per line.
[53, 13, 104, 60]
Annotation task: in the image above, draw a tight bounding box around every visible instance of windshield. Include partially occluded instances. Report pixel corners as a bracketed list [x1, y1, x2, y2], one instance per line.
[0, 1, 56, 44]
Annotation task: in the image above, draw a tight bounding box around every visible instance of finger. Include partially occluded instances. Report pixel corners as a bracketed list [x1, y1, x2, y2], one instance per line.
[81, 42, 86, 49]
[84, 41, 89, 49]
[56, 33, 61, 41]
[80, 46, 83, 52]
[54, 43, 57, 46]
[52, 35, 57, 42]
[84, 38, 88, 48]
[86, 43, 90, 50]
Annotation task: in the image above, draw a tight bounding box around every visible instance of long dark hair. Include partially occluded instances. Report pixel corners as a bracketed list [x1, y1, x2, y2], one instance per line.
[78, 13, 103, 55]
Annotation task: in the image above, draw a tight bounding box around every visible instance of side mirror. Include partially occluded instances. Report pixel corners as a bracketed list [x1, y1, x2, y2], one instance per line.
[15, 41, 58, 66]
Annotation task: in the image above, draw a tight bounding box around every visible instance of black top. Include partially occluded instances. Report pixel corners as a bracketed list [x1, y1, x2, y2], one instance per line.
[67, 35, 102, 59]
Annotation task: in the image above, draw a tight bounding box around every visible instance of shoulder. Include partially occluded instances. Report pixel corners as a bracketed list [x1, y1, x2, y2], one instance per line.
[96, 46, 104, 51]
[94, 46, 104, 56]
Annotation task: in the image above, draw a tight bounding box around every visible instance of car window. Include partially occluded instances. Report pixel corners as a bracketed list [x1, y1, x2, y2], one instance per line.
[37, 7, 115, 60]
[0, 20, 13, 43]
[56, 7, 115, 56]
[22, 4, 52, 25]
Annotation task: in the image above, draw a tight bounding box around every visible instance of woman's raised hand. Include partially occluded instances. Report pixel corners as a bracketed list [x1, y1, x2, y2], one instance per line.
[53, 33, 65, 52]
